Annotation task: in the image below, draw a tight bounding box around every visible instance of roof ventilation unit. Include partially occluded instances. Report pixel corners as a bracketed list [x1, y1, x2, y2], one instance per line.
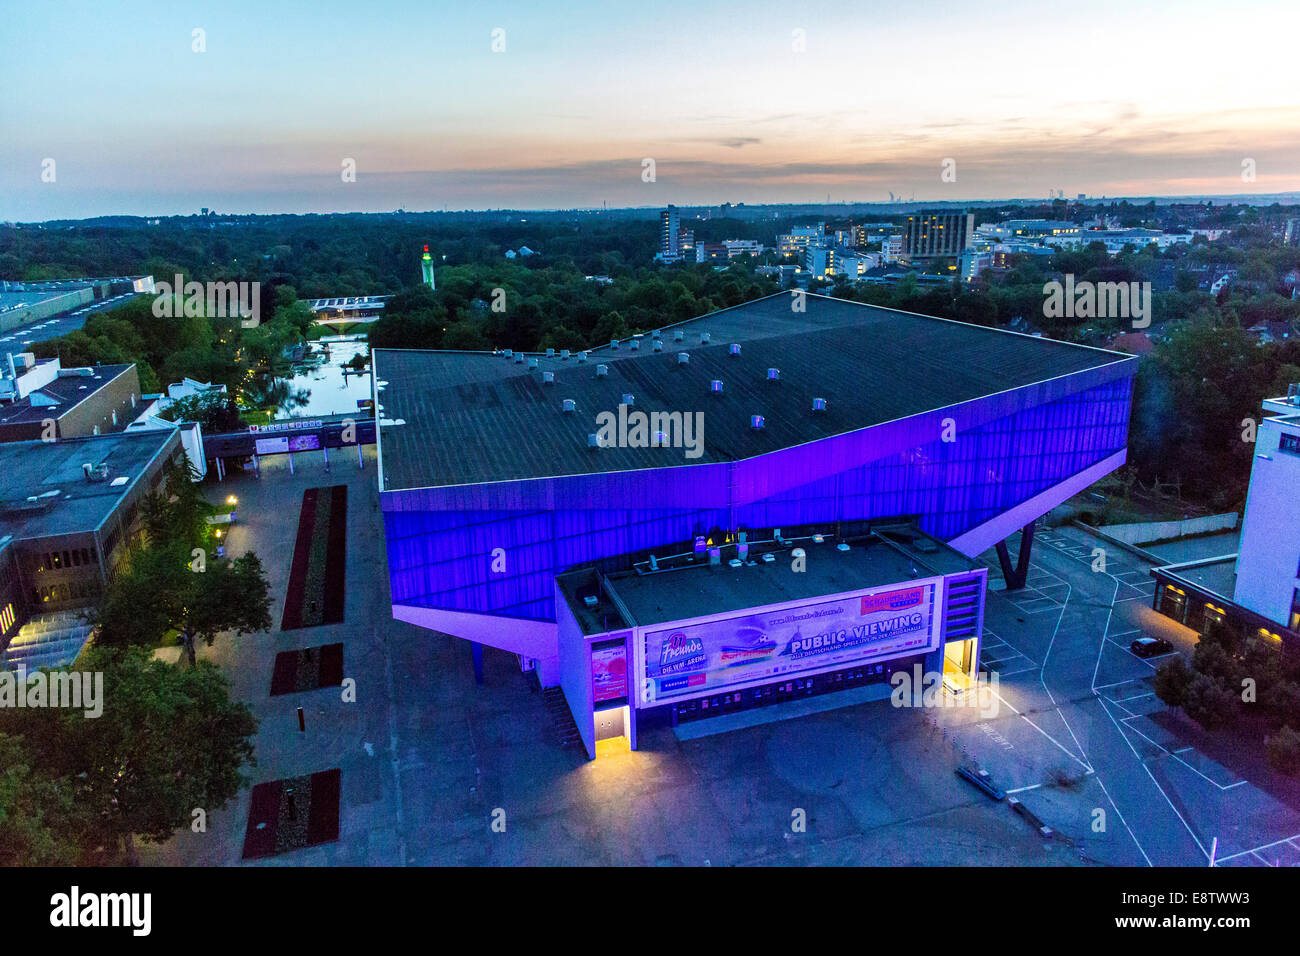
[729, 343, 741, 356]
[578, 351, 589, 363]
[560, 349, 570, 360]
[542, 371, 555, 385]
[836, 542, 851, 552]
[653, 340, 663, 352]
[546, 348, 556, 357]
[674, 330, 685, 342]
[710, 380, 723, 394]
[610, 338, 620, 349]
[561, 399, 576, 413]
[677, 352, 690, 365]
[528, 357, 539, 369]
[587, 433, 603, 448]
[629, 339, 640, 350]
[812, 397, 827, 412]
[503, 348, 513, 358]
[767, 368, 780, 381]
[761, 552, 776, 564]
[583, 594, 599, 608]
[728, 558, 744, 569]
[596, 364, 609, 377]
[700, 332, 711, 344]
[622, 393, 634, 406]
[750, 414, 765, 429]
[514, 353, 525, 364]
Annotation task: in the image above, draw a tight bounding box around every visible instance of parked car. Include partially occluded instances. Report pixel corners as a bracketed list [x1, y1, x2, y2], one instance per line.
[1130, 636, 1173, 658]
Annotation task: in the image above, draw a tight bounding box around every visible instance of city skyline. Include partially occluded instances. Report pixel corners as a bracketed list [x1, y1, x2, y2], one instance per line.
[4, 0, 1300, 221]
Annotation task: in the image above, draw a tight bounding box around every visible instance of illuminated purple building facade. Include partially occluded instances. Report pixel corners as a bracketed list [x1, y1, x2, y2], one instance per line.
[374, 292, 1136, 749]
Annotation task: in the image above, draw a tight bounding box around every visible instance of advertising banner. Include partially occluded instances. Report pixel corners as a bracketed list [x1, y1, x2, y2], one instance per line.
[253, 436, 289, 455]
[637, 578, 942, 706]
[591, 634, 629, 705]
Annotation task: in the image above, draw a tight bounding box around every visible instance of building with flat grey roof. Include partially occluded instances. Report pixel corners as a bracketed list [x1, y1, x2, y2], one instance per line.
[0, 361, 142, 443]
[0, 427, 183, 662]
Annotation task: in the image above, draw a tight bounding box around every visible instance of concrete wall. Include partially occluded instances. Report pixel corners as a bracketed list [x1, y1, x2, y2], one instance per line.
[56, 365, 142, 439]
[554, 586, 596, 759]
[1234, 421, 1300, 628]
[0, 288, 93, 333]
[1102, 512, 1239, 546]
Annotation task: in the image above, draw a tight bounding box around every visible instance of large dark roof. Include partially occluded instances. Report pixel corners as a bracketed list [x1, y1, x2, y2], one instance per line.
[0, 429, 178, 540]
[375, 292, 1135, 491]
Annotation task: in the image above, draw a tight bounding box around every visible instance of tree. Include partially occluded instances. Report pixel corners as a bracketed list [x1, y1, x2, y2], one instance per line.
[6, 648, 257, 865]
[159, 392, 243, 433]
[0, 733, 88, 865]
[95, 542, 272, 665]
[95, 459, 273, 664]
[1182, 672, 1238, 730]
[1153, 655, 1193, 709]
[1265, 726, 1300, 776]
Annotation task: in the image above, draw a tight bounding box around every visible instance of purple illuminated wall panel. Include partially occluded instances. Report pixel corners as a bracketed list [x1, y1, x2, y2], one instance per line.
[383, 375, 1133, 622]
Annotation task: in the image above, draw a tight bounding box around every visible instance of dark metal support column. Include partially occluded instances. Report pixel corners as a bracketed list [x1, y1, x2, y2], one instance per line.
[994, 522, 1036, 591]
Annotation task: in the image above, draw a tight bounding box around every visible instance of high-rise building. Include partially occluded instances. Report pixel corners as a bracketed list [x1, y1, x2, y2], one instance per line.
[902, 211, 974, 259]
[421, 245, 436, 290]
[658, 206, 682, 261]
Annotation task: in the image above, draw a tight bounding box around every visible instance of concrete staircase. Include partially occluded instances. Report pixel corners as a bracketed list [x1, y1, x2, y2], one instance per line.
[542, 686, 583, 748]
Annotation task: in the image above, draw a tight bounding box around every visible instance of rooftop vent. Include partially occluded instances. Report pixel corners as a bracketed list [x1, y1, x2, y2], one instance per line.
[582, 594, 599, 608]
[710, 379, 723, 394]
[578, 351, 589, 363]
[514, 353, 524, 364]
[630, 340, 640, 350]
[728, 558, 744, 569]
[812, 397, 827, 411]
[587, 433, 602, 448]
[562, 399, 576, 413]
[528, 357, 539, 369]
[677, 352, 690, 365]
[700, 332, 711, 344]
[596, 364, 609, 377]
[761, 552, 776, 564]
[622, 393, 634, 406]
[503, 348, 513, 358]
[729, 343, 741, 356]
[610, 338, 620, 349]
[546, 348, 556, 357]
[767, 368, 780, 381]
[836, 542, 851, 552]
[653, 340, 663, 352]
[750, 414, 765, 430]
[542, 371, 555, 384]
[560, 349, 570, 360]
[812, 533, 825, 544]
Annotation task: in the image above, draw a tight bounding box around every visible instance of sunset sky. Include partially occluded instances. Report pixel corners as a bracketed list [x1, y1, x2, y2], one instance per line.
[3, 0, 1299, 220]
